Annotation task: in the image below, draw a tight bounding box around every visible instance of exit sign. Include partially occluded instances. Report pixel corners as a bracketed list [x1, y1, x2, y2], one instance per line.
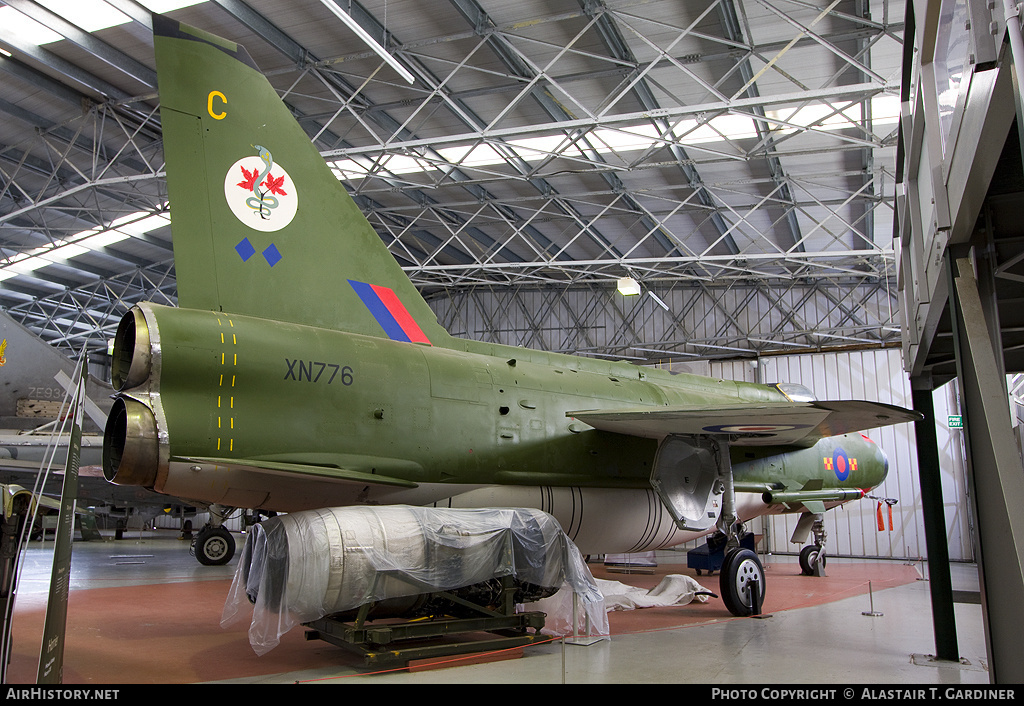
[949, 415, 963, 428]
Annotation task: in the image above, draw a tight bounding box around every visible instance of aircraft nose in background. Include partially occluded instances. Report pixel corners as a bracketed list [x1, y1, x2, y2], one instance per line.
[873, 440, 890, 483]
[860, 433, 888, 483]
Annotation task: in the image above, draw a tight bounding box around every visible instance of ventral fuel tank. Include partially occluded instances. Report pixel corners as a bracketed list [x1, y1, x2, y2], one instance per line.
[223, 505, 607, 654]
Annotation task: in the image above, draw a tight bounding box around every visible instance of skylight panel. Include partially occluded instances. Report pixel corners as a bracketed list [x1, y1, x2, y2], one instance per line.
[1, 1, 209, 47]
[440, 143, 505, 167]
[0, 7, 63, 45]
[137, 0, 208, 12]
[0, 209, 169, 281]
[326, 100, 889, 186]
[673, 115, 759, 144]
[41, 0, 130, 33]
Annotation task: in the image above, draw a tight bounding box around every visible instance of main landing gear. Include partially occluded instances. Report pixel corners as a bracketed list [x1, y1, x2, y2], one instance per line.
[191, 504, 236, 566]
[709, 438, 767, 617]
[651, 434, 768, 617]
[193, 526, 235, 565]
[720, 547, 766, 616]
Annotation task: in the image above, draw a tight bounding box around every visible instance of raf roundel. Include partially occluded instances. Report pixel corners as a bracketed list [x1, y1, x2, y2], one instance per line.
[701, 423, 810, 434]
[223, 149, 298, 233]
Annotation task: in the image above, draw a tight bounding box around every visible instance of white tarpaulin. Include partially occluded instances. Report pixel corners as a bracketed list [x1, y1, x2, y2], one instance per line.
[598, 575, 711, 611]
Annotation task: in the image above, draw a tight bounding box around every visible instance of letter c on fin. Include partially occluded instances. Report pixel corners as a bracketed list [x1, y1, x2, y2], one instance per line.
[208, 91, 227, 120]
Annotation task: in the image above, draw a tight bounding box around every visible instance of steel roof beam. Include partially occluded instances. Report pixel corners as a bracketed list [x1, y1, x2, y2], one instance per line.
[449, 0, 692, 258]
[340, 1, 622, 261]
[353, 21, 901, 114]
[0, 24, 140, 105]
[6, 0, 157, 87]
[333, 1, 613, 265]
[581, 0, 739, 255]
[717, 0, 803, 253]
[338, 0, 602, 261]
[323, 80, 887, 158]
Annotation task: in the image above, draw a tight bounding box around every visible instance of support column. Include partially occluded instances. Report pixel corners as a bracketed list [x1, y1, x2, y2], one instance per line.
[949, 254, 1024, 683]
[909, 375, 959, 662]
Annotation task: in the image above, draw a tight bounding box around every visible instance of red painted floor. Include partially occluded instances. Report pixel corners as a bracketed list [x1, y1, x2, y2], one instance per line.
[4, 560, 920, 684]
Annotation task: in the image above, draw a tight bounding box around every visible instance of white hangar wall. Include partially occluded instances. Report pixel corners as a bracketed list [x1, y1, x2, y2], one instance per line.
[704, 348, 973, 563]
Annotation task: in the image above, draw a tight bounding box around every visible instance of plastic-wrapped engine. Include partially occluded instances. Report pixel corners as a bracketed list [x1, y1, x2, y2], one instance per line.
[222, 505, 608, 654]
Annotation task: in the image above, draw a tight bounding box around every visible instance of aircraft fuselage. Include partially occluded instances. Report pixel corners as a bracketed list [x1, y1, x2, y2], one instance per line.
[104, 302, 887, 516]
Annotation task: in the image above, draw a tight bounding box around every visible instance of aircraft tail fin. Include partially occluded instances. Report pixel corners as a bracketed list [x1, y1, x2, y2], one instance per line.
[0, 309, 111, 432]
[153, 15, 449, 344]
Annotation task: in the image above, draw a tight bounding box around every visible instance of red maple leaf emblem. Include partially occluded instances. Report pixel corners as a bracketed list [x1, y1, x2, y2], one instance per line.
[262, 172, 288, 196]
[236, 165, 260, 192]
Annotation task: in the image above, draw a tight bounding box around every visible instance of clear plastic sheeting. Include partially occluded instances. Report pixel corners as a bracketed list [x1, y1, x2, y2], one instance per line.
[222, 505, 608, 655]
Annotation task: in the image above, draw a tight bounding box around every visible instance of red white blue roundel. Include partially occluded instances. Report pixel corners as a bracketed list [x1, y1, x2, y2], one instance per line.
[831, 448, 852, 481]
[702, 423, 811, 434]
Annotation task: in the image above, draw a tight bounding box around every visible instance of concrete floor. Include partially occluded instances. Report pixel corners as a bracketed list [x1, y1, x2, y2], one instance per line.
[3, 530, 991, 684]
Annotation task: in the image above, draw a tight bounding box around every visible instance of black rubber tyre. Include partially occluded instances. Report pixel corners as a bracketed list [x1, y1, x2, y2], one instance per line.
[720, 548, 766, 616]
[799, 544, 826, 576]
[194, 527, 235, 566]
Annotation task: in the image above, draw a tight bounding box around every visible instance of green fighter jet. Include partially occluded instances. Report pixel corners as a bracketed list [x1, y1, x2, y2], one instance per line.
[103, 15, 920, 616]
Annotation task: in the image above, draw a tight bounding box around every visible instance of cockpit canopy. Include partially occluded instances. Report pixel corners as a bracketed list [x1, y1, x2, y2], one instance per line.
[772, 383, 816, 402]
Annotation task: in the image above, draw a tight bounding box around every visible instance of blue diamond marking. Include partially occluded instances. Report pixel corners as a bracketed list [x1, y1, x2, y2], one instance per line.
[235, 238, 256, 262]
[263, 243, 282, 267]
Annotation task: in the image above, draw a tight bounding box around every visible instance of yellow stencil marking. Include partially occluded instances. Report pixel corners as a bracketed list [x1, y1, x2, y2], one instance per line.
[215, 316, 239, 454]
[208, 90, 227, 120]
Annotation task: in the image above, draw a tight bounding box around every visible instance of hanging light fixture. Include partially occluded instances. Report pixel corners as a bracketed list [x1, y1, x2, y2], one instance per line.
[319, 0, 416, 84]
[617, 276, 641, 296]
[647, 290, 670, 311]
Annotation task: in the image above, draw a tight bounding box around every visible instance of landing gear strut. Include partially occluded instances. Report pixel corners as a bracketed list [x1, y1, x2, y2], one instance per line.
[711, 437, 767, 617]
[651, 434, 768, 617]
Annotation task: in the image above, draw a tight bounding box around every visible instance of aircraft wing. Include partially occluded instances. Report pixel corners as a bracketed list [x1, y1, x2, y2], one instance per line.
[567, 400, 921, 446]
[177, 457, 419, 489]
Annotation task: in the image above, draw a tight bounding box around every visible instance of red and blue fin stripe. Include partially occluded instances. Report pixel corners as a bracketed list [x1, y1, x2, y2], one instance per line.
[348, 280, 432, 345]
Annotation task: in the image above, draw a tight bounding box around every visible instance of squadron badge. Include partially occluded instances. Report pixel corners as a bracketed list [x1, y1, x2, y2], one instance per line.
[224, 145, 298, 267]
[223, 145, 298, 233]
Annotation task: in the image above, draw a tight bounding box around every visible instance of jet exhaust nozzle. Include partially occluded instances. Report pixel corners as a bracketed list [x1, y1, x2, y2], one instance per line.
[111, 307, 152, 391]
[103, 397, 159, 487]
